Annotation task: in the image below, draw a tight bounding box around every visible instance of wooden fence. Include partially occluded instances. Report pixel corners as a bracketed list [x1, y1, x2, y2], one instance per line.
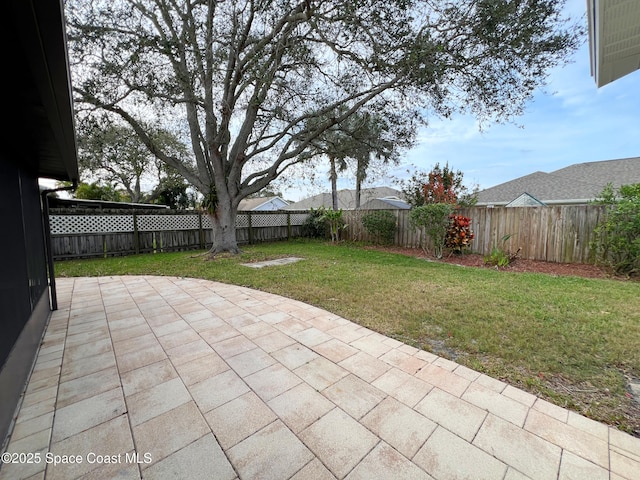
[50, 209, 310, 260]
[51, 205, 607, 264]
[343, 205, 607, 264]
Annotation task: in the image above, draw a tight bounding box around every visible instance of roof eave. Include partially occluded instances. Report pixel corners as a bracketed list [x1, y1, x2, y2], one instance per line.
[10, 0, 79, 181]
[587, 0, 640, 88]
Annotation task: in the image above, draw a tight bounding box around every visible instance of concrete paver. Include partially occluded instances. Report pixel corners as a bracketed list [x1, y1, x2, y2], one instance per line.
[299, 408, 378, 479]
[2, 275, 640, 480]
[414, 426, 508, 480]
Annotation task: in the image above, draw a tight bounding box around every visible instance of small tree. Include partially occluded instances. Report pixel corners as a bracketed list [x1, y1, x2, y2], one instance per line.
[409, 203, 454, 258]
[591, 183, 640, 276]
[319, 208, 347, 243]
[399, 163, 477, 207]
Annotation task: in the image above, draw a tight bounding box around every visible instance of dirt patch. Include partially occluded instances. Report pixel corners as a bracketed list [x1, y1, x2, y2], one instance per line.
[241, 257, 305, 268]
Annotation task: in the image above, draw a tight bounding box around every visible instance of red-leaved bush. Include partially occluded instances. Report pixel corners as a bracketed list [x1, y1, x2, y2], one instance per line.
[445, 214, 474, 253]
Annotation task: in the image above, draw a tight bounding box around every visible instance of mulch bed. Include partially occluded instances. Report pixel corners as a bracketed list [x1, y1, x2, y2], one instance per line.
[367, 246, 619, 280]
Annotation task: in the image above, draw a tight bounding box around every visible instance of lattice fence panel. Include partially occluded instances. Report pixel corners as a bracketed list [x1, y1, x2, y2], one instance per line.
[251, 213, 288, 227]
[236, 214, 250, 228]
[289, 213, 310, 226]
[137, 215, 200, 232]
[50, 215, 134, 234]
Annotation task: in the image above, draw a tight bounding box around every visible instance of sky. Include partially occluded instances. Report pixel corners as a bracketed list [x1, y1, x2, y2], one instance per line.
[282, 0, 640, 201]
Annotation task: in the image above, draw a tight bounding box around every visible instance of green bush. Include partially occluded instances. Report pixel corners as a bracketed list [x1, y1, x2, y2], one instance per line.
[301, 208, 328, 238]
[484, 234, 518, 267]
[409, 203, 453, 258]
[592, 184, 640, 276]
[320, 208, 347, 243]
[302, 207, 348, 242]
[361, 210, 397, 244]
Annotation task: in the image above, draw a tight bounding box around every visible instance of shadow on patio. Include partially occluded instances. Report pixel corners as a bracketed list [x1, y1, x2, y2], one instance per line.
[1, 276, 639, 479]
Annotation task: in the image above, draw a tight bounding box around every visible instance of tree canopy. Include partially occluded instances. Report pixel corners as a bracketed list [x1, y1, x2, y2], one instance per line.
[77, 117, 194, 204]
[74, 182, 122, 202]
[66, 0, 583, 254]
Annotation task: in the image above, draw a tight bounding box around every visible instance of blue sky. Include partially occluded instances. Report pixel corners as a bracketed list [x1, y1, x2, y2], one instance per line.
[294, 0, 640, 201]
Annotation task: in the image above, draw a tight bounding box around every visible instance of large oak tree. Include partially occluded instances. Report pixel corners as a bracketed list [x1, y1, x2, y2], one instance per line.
[66, 0, 582, 254]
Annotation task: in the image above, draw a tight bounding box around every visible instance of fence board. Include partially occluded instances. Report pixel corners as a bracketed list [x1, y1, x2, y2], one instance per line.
[343, 205, 606, 264]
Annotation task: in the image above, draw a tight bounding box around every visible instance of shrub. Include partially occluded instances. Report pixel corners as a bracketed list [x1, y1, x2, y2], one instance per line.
[409, 203, 454, 258]
[445, 214, 474, 253]
[361, 210, 397, 244]
[591, 183, 640, 276]
[319, 207, 347, 243]
[484, 234, 520, 267]
[301, 208, 328, 238]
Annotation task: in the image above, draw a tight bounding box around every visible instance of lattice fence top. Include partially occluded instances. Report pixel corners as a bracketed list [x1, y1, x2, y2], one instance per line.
[289, 213, 309, 226]
[50, 215, 134, 234]
[252, 213, 288, 227]
[50, 211, 309, 235]
[137, 215, 200, 232]
[236, 214, 249, 228]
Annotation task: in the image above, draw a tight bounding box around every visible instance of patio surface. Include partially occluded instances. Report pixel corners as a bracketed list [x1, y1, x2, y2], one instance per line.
[1, 275, 639, 480]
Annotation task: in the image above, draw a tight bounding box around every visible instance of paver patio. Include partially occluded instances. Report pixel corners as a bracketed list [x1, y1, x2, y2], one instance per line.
[1, 275, 638, 480]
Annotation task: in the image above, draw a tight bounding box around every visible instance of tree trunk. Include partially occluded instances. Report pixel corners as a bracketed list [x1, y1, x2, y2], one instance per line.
[329, 155, 338, 210]
[355, 175, 362, 209]
[355, 157, 367, 209]
[207, 201, 241, 256]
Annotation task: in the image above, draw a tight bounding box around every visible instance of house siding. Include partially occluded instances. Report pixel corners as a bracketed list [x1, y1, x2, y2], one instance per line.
[0, 159, 51, 445]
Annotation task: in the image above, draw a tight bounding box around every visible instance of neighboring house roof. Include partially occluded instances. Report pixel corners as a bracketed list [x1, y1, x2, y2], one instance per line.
[587, 0, 640, 87]
[286, 187, 402, 210]
[360, 197, 411, 210]
[476, 157, 640, 206]
[238, 196, 289, 211]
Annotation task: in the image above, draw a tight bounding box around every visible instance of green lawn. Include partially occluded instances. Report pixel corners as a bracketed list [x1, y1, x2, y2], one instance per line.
[55, 239, 640, 435]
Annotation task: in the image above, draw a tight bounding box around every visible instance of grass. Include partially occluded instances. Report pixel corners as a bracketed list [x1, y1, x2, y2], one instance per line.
[55, 239, 640, 435]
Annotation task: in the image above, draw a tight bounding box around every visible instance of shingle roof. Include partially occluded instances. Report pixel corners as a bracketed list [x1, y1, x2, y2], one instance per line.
[285, 187, 402, 210]
[360, 197, 411, 210]
[476, 157, 640, 205]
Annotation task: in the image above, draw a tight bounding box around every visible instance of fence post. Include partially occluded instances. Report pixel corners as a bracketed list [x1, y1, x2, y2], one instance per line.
[287, 212, 292, 240]
[198, 212, 204, 249]
[247, 212, 254, 245]
[133, 212, 140, 254]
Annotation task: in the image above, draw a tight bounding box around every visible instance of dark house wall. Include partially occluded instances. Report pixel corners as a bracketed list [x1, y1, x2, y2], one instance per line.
[2, 0, 78, 447]
[0, 158, 51, 445]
